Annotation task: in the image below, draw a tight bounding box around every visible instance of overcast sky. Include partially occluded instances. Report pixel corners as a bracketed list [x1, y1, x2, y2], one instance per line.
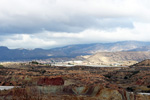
[0, 0, 150, 49]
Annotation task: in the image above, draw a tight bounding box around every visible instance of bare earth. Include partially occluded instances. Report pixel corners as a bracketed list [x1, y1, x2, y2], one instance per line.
[0, 60, 150, 100]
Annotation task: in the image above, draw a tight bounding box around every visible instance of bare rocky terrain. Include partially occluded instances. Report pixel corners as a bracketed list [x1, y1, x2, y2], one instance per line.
[82, 51, 150, 66]
[0, 60, 150, 100]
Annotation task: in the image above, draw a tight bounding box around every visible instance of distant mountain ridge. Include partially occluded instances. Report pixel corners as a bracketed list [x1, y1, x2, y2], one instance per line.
[127, 46, 150, 51]
[1, 41, 150, 61]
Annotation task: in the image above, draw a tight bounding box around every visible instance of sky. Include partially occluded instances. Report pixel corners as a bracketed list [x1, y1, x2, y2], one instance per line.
[0, 0, 150, 49]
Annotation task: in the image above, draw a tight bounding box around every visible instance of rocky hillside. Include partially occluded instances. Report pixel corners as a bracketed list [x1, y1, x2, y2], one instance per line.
[83, 51, 150, 65]
[130, 59, 150, 67]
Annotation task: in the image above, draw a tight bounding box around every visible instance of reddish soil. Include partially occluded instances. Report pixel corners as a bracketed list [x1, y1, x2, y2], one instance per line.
[37, 77, 64, 86]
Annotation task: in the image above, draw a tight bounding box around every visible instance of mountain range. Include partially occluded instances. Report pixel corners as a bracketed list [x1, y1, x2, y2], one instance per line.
[1, 41, 150, 61]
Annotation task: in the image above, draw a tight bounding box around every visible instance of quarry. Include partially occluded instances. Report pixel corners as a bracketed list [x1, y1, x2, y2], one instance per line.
[0, 60, 150, 100]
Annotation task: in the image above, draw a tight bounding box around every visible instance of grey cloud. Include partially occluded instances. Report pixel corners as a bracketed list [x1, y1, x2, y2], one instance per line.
[0, 21, 150, 49]
[0, 0, 141, 34]
[0, 0, 150, 49]
[0, 15, 134, 34]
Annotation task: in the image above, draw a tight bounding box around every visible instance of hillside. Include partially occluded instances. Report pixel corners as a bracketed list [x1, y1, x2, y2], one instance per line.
[130, 59, 150, 67]
[83, 51, 150, 66]
[128, 46, 150, 51]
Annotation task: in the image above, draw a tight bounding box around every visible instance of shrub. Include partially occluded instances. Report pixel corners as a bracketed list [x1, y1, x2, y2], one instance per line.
[0, 65, 4, 68]
[30, 61, 39, 65]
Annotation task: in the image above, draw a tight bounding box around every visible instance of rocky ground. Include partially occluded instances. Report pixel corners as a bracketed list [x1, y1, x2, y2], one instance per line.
[0, 60, 150, 100]
[82, 51, 150, 66]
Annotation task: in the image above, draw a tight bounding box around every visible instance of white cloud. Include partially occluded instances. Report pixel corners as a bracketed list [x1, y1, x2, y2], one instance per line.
[0, 0, 150, 33]
[0, 34, 56, 49]
[0, 0, 150, 48]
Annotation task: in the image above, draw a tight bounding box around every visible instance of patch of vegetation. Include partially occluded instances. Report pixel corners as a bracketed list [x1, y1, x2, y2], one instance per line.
[104, 74, 111, 78]
[124, 71, 140, 79]
[40, 69, 46, 74]
[132, 71, 139, 75]
[0, 65, 4, 68]
[124, 76, 129, 79]
[126, 87, 134, 92]
[147, 85, 150, 88]
[29, 61, 39, 65]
